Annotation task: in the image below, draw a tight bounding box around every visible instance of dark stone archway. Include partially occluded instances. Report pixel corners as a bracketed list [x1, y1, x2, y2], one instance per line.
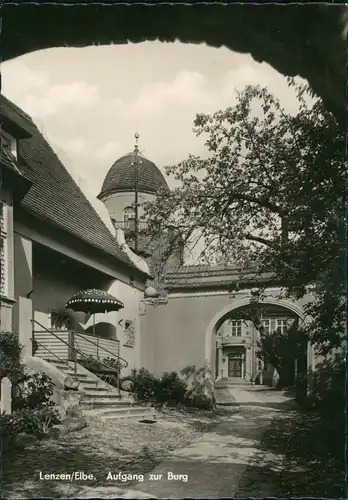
[1, 3, 347, 122]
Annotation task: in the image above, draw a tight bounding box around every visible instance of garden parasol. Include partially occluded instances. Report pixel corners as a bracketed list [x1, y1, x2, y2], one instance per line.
[65, 288, 124, 336]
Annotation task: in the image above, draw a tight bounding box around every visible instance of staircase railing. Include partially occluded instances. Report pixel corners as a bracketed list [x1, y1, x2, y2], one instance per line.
[31, 319, 129, 396]
[31, 337, 76, 377]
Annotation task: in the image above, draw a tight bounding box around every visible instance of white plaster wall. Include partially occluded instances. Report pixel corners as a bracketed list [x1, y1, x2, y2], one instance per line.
[84, 279, 143, 377]
[102, 192, 155, 222]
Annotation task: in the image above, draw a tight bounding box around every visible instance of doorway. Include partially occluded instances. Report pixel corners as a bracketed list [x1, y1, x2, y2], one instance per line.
[228, 354, 242, 378]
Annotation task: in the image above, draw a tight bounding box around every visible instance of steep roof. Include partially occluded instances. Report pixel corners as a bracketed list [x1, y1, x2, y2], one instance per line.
[1, 95, 140, 272]
[98, 153, 169, 199]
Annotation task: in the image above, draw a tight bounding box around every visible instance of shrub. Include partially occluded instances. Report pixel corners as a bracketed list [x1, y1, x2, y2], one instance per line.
[184, 393, 213, 410]
[128, 367, 215, 409]
[308, 353, 346, 416]
[0, 406, 61, 438]
[103, 357, 123, 377]
[157, 371, 187, 405]
[131, 368, 159, 402]
[13, 372, 56, 411]
[79, 355, 122, 388]
[0, 330, 61, 438]
[0, 331, 24, 384]
[79, 355, 122, 375]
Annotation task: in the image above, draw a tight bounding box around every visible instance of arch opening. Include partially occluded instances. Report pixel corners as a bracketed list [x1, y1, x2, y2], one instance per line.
[205, 297, 309, 391]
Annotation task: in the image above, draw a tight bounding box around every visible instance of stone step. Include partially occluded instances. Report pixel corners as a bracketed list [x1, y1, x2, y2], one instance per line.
[80, 381, 110, 394]
[101, 412, 157, 421]
[48, 363, 89, 379]
[80, 398, 138, 409]
[85, 406, 156, 420]
[82, 391, 123, 401]
[78, 379, 100, 387]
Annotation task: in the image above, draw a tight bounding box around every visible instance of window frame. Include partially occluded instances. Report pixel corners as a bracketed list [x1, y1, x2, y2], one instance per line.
[1, 129, 18, 160]
[123, 206, 136, 223]
[276, 318, 289, 334]
[231, 319, 242, 337]
[261, 319, 271, 334]
[49, 310, 72, 331]
[123, 320, 135, 348]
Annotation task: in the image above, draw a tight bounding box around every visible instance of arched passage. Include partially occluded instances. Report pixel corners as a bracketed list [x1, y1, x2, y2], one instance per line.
[204, 297, 310, 387]
[1, 3, 346, 123]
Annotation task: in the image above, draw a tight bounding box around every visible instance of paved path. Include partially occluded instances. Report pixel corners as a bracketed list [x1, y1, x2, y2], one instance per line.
[131, 390, 292, 499]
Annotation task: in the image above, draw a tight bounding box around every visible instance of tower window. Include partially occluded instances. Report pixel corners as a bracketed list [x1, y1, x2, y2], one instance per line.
[123, 207, 136, 227]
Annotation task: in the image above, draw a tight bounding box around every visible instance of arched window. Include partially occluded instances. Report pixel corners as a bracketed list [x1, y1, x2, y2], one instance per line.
[123, 206, 136, 229]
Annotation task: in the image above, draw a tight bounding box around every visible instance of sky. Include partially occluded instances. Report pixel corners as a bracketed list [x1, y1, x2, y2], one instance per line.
[2, 41, 303, 199]
[2, 42, 305, 265]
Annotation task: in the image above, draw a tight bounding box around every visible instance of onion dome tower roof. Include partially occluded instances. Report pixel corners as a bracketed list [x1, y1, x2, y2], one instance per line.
[98, 153, 169, 199]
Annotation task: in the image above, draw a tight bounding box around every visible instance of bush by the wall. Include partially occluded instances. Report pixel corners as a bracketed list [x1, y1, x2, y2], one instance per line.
[13, 373, 56, 411]
[184, 393, 213, 410]
[0, 330, 61, 437]
[130, 368, 159, 402]
[157, 371, 187, 405]
[308, 352, 346, 416]
[79, 355, 122, 388]
[127, 367, 215, 409]
[0, 406, 60, 438]
[79, 355, 122, 375]
[0, 331, 24, 384]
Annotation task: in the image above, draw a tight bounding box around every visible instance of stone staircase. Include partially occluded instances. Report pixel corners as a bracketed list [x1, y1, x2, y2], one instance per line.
[49, 359, 157, 421]
[215, 377, 252, 389]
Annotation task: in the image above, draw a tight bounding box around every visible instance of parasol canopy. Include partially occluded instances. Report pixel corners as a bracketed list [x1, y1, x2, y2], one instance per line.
[65, 288, 124, 314]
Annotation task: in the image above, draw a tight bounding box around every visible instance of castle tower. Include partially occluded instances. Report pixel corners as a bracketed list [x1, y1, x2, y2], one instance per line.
[97, 134, 183, 279]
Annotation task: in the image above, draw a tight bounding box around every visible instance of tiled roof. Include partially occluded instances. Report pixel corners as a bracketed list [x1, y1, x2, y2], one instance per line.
[164, 264, 274, 290]
[0, 95, 140, 272]
[98, 153, 169, 199]
[1, 95, 33, 138]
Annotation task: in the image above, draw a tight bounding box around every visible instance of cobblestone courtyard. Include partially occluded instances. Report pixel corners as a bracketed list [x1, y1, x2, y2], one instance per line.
[2, 389, 345, 499]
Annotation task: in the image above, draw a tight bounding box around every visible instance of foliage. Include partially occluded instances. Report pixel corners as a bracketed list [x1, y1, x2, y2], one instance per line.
[78, 355, 123, 388]
[180, 364, 215, 408]
[157, 371, 187, 404]
[0, 406, 60, 438]
[128, 367, 214, 409]
[0, 330, 60, 437]
[144, 80, 345, 356]
[130, 368, 160, 402]
[307, 351, 346, 415]
[257, 325, 306, 388]
[13, 372, 56, 411]
[0, 331, 25, 384]
[79, 355, 122, 375]
[103, 356, 123, 374]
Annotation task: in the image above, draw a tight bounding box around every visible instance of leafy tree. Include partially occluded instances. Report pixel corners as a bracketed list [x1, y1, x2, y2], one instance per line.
[144, 80, 345, 355]
[257, 325, 306, 389]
